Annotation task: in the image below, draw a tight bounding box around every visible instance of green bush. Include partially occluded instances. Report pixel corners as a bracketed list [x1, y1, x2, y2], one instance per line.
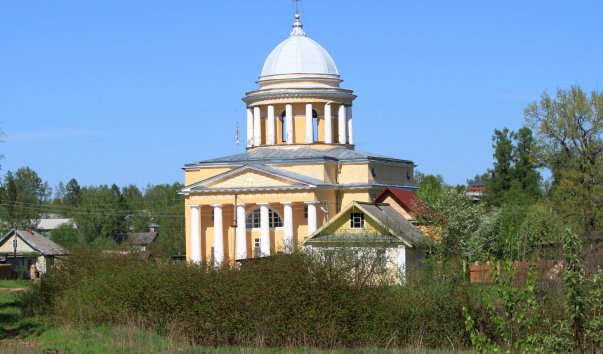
[27, 251, 485, 349]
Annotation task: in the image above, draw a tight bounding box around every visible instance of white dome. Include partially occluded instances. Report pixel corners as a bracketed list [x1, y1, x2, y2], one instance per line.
[260, 14, 339, 77]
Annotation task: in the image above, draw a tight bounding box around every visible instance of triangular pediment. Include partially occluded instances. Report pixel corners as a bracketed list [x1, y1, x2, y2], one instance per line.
[183, 165, 322, 193]
[207, 170, 300, 189]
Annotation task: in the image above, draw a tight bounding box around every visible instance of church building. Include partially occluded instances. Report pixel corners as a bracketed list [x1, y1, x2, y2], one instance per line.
[181, 11, 418, 265]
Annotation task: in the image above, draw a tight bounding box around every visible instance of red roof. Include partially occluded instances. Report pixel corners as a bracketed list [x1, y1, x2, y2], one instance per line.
[375, 188, 423, 214]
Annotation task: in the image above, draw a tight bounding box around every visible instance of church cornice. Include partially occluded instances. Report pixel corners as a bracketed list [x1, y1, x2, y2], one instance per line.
[242, 88, 356, 105]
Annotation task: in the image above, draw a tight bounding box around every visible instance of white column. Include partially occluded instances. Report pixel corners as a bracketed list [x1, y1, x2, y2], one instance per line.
[236, 203, 247, 260]
[211, 204, 224, 266]
[305, 201, 318, 237]
[324, 102, 332, 144]
[338, 104, 347, 144]
[246, 108, 253, 147]
[305, 102, 313, 143]
[286, 103, 293, 144]
[258, 203, 270, 256]
[347, 105, 354, 145]
[267, 105, 275, 145]
[190, 205, 201, 263]
[281, 202, 293, 253]
[253, 106, 261, 147]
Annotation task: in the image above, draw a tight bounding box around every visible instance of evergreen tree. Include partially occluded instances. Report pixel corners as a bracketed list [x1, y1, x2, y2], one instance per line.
[64, 178, 81, 208]
[511, 127, 541, 201]
[486, 128, 514, 205]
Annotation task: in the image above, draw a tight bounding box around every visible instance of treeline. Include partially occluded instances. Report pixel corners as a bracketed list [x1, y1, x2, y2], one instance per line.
[0, 169, 184, 256]
[414, 85, 603, 352]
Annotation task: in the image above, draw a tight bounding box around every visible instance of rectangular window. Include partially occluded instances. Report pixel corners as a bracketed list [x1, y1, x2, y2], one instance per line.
[304, 206, 308, 219]
[254, 238, 261, 249]
[349, 212, 365, 229]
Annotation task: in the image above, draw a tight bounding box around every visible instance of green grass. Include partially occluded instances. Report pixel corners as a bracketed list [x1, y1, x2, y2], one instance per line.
[0, 279, 31, 289]
[31, 325, 471, 354]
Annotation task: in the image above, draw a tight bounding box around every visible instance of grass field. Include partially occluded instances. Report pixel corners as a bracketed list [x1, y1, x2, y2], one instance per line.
[0, 280, 469, 353]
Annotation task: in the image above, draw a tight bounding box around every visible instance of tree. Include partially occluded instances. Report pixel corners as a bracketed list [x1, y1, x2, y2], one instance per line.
[484, 127, 542, 206]
[53, 181, 66, 206]
[525, 85, 603, 243]
[50, 223, 81, 249]
[144, 183, 185, 256]
[416, 186, 483, 257]
[0, 167, 50, 228]
[64, 178, 82, 208]
[487, 128, 515, 205]
[416, 174, 445, 206]
[74, 185, 127, 243]
[512, 127, 542, 201]
[0, 127, 4, 171]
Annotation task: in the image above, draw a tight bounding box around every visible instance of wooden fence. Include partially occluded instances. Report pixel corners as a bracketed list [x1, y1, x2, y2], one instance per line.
[469, 260, 562, 284]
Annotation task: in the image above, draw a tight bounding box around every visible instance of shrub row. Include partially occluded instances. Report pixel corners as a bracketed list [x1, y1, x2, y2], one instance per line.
[27, 251, 488, 349]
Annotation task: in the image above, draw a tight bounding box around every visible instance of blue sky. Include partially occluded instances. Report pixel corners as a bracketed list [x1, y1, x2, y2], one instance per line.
[1, 1, 602, 192]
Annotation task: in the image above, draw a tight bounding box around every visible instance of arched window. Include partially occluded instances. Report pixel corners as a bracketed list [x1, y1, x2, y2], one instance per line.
[312, 110, 318, 142]
[246, 208, 283, 229]
[281, 111, 287, 143]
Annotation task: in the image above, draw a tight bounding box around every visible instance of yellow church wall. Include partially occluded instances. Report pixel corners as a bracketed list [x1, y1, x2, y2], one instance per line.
[369, 163, 415, 186]
[272, 163, 326, 181]
[340, 189, 371, 207]
[186, 190, 317, 205]
[325, 164, 337, 184]
[185, 167, 235, 186]
[338, 163, 369, 184]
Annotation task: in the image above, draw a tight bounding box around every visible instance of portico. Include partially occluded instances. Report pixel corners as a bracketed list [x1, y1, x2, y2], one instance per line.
[188, 199, 321, 265]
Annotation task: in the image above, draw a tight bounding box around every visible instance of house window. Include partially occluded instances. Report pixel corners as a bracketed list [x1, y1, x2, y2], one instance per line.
[349, 212, 365, 229]
[304, 206, 308, 219]
[253, 238, 261, 257]
[281, 111, 287, 143]
[246, 208, 283, 229]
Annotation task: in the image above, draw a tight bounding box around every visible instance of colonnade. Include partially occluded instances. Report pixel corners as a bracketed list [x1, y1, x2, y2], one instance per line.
[189, 201, 319, 265]
[246, 102, 353, 147]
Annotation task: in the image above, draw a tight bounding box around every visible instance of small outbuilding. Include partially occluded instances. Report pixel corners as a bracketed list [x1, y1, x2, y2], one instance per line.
[0, 228, 68, 279]
[302, 201, 430, 283]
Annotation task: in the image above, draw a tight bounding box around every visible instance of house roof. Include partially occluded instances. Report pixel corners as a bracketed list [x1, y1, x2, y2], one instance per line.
[304, 201, 429, 248]
[0, 228, 68, 256]
[375, 187, 424, 215]
[126, 232, 158, 246]
[36, 218, 73, 231]
[184, 146, 414, 168]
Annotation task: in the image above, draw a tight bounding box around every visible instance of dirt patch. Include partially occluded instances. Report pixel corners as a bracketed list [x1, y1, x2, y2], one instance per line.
[0, 288, 29, 292]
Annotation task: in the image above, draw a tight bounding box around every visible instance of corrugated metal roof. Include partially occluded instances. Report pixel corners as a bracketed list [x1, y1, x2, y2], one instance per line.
[36, 218, 73, 231]
[184, 146, 413, 168]
[0, 229, 68, 256]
